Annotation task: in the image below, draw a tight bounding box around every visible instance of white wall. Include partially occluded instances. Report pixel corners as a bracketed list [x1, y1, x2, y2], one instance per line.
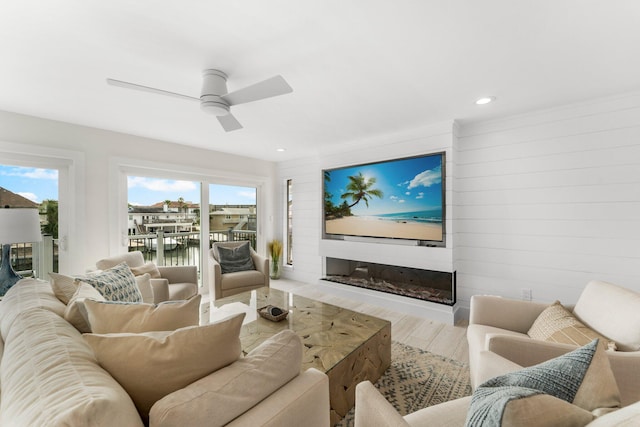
[454, 93, 640, 317]
[0, 110, 276, 276]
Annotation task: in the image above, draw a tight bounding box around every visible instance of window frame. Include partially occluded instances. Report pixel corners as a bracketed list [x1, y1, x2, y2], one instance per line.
[111, 157, 268, 289]
[0, 140, 84, 274]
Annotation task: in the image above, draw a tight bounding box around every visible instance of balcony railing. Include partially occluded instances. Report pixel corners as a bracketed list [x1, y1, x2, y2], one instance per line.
[5, 235, 58, 280]
[3, 229, 256, 284]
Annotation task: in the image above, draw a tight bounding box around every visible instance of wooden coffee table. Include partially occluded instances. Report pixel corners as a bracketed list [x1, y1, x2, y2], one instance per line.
[207, 287, 391, 424]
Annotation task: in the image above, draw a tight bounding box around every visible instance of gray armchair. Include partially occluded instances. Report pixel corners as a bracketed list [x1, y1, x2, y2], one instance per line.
[96, 251, 198, 303]
[208, 241, 269, 303]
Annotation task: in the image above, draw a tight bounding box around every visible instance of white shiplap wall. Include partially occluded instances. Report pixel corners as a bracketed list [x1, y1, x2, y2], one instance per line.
[454, 93, 640, 317]
[276, 156, 324, 284]
[275, 93, 640, 321]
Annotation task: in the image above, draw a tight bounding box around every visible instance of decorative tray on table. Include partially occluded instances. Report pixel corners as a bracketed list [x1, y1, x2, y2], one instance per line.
[257, 305, 288, 322]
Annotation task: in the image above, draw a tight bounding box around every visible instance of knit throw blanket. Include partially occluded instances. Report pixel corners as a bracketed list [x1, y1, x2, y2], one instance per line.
[464, 339, 598, 426]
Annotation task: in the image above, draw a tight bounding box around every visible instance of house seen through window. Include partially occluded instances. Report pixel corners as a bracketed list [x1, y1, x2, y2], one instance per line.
[0, 164, 59, 276]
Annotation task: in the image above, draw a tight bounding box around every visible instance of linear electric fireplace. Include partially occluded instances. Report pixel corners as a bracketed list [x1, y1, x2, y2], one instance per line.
[322, 257, 455, 306]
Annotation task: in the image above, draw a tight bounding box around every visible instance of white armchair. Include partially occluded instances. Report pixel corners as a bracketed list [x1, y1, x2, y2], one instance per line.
[208, 241, 269, 302]
[467, 280, 640, 407]
[96, 251, 198, 304]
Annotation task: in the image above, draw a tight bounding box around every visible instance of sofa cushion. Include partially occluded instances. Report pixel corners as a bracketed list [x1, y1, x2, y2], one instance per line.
[84, 312, 245, 420]
[0, 278, 66, 340]
[528, 300, 616, 350]
[149, 329, 303, 426]
[465, 339, 620, 426]
[84, 294, 201, 333]
[217, 242, 255, 274]
[76, 262, 142, 303]
[221, 270, 267, 290]
[130, 261, 162, 279]
[96, 251, 145, 270]
[573, 280, 640, 352]
[49, 271, 79, 304]
[0, 308, 143, 426]
[63, 283, 105, 333]
[135, 272, 154, 303]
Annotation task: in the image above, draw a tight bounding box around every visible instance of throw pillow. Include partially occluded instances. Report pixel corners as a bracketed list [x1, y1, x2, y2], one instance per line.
[528, 300, 616, 350]
[75, 262, 142, 303]
[83, 294, 201, 333]
[130, 261, 162, 279]
[83, 312, 245, 420]
[135, 273, 154, 303]
[149, 329, 303, 426]
[49, 272, 79, 304]
[501, 394, 593, 426]
[465, 339, 621, 426]
[63, 283, 105, 333]
[217, 242, 255, 274]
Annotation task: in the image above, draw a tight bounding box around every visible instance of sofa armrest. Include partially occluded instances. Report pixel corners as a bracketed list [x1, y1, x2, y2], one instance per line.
[208, 255, 223, 301]
[472, 350, 523, 387]
[227, 368, 329, 427]
[486, 334, 578, 367]
[355, 381, 409, 427]
[404, 396, 472, 426]
[149, 278, 170, 303]
[157, 265, 198, 284]
[355, 380, 472, 427]
[250, 251, 269, 280]
[469, 295, 550, 334]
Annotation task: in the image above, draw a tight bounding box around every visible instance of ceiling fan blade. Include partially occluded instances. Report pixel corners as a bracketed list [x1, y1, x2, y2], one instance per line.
[106, 78, 199, 102]
[222, 75, 292, 106]
[217, 113, 243, 132]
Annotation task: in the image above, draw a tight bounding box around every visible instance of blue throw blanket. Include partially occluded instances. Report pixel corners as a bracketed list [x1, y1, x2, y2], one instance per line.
[464, 339, 598, 426]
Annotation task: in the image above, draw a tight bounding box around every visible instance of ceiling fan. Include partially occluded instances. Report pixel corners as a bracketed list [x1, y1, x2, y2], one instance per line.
[106, 69, 293, 132]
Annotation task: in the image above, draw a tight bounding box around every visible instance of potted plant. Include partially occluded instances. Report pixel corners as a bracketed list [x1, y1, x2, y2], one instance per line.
[267, 239, 283, 279]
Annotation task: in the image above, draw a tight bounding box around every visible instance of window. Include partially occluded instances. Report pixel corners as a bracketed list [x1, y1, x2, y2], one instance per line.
[209, 184, 257, 249]
[286, 179, 293, 265]
[127, 175, 201, 271]
[0, 164, 59, 276]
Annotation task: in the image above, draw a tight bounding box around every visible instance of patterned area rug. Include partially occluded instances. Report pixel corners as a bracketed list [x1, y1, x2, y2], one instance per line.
[336, 341, 472, 426]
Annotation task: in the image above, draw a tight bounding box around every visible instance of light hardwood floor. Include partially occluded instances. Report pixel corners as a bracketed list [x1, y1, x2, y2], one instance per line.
[271, 279, 470, 364]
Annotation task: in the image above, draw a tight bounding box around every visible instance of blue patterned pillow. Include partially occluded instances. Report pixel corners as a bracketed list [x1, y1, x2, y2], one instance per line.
[75, 262, 142, 303]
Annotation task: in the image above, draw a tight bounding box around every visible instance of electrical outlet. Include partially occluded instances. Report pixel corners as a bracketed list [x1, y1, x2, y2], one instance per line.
[521, 288, 532, 301]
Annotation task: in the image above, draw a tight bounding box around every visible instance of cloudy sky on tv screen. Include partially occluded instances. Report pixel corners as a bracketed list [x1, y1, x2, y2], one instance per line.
[324, 154, 443, 220]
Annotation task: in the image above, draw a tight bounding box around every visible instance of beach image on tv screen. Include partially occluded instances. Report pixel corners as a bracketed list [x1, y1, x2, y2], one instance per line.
[324, 153, 444, 241]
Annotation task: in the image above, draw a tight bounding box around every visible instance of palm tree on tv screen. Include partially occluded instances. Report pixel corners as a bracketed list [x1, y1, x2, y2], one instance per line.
[341, 172, 383, 209]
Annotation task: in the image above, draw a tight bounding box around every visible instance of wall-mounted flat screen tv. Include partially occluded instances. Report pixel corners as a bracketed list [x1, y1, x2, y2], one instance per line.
[323, 152, 445, 245]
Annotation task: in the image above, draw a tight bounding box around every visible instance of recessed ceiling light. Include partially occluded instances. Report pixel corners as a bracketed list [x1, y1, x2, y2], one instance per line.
[276, 148, 286, 152]
[475, 96, 495, 105]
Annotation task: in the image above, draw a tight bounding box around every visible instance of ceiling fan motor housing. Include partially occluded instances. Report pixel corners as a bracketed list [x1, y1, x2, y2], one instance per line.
[200, 69, 230, 116]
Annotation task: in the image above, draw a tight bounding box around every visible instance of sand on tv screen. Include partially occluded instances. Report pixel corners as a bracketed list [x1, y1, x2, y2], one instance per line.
[323, 152, 445, 242]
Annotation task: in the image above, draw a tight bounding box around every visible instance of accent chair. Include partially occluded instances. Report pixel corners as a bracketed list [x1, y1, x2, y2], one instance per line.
[208, 241, 269, 303]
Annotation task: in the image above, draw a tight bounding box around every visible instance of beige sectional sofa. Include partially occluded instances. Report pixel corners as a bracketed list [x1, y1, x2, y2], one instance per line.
[0, 278, 330, 426]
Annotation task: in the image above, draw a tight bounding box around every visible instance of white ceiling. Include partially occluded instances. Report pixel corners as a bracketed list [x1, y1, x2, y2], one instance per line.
[1, 1, 640, 161]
